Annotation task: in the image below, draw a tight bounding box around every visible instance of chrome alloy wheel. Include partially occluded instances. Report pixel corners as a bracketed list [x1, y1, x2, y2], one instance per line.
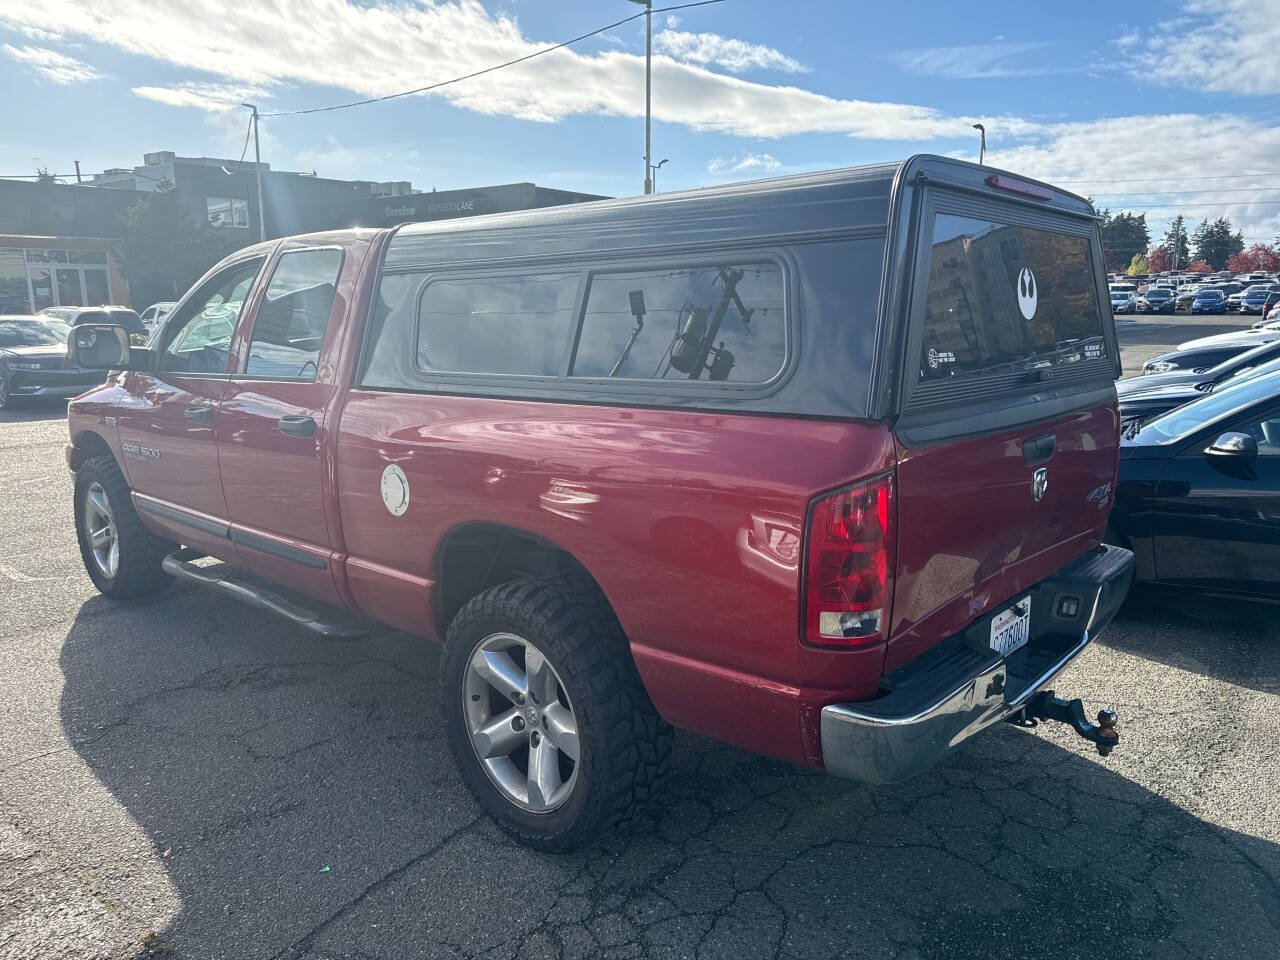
[84, 481, 119, 579]
[463, 632, 580, 812]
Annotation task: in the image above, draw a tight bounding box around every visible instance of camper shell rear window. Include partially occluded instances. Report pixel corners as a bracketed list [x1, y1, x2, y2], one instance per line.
[917, 213, 1106, 385]
[903, 191, 1113, 412]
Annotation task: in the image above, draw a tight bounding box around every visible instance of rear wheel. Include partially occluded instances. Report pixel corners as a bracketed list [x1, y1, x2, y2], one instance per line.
[74, 455, 174, 598]
[0, 373, 11, 410]
[442, 577, 672, 851]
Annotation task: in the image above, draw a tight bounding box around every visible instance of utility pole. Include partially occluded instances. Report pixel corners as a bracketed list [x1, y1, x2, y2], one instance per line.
[630, 0, 653, 194]
[972, 123, 986, 165]
[73, 160, 82, 184]
[242, 102, 266, 242]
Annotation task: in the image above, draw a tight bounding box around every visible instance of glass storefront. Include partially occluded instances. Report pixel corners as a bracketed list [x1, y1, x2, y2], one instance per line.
[0, 246, 114, 314]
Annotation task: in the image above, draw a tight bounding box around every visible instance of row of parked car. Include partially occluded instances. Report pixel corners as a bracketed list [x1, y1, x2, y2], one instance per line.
[1109, 276, 1280, 319]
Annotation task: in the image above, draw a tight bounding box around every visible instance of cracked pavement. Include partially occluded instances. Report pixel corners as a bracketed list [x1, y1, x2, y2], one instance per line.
[2, 314, 1278, 960]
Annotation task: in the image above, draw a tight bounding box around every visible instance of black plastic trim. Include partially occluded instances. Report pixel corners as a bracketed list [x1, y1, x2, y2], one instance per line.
[135, 497, 230, 539]
[229, 528, 328, 569]
[135, 497, 327, 570]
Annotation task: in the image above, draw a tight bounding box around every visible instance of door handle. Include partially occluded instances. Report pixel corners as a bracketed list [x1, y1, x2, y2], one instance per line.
[184, 405, 214, 424]
[1022, 432, 1056, 467]
[278, 415, 316, 438]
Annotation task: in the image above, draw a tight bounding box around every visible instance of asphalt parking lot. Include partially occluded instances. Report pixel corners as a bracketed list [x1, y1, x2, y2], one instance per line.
[2, 313, 1278, 960]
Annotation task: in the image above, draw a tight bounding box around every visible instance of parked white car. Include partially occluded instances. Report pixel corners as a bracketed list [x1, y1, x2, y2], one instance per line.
[139, 302, 177, 333]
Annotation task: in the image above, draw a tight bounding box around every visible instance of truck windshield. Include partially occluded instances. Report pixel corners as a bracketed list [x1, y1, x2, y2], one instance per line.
[918, 212, 1106, 383]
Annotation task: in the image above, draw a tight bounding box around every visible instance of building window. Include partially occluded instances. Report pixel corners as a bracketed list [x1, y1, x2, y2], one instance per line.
[207, 196, 250, 229]
[0, 249, 27, 314]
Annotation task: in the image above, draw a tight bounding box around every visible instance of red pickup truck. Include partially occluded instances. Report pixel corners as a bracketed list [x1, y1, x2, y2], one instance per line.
[65, 157, 1132, 849]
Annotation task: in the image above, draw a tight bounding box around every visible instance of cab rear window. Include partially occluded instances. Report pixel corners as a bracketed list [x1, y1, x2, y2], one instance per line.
[918, 213, 1106, 383]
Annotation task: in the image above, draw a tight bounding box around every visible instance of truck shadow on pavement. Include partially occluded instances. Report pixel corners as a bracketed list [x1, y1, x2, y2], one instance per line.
[55, 588, 1280, 960]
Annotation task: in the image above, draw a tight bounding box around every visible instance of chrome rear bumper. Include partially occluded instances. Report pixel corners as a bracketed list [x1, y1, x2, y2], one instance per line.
[820, 543, 1133, 783]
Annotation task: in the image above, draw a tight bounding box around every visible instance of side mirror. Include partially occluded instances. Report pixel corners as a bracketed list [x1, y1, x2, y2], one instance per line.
[1206, 431, 1258, 460]
[67, 324, 150, 371]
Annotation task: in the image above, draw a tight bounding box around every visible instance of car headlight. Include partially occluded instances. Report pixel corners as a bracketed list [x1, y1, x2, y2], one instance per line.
[1145, 361, 1177, 373]
[7, 361, 44, 370]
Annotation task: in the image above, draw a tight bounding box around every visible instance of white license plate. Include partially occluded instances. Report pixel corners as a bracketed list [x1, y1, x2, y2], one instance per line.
[989, 598, 1031, 657]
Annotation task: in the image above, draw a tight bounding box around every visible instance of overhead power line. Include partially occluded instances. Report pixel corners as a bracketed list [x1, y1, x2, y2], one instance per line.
[1061, 171, 1280, 185]
[1101, 199, 1280, 210]
[237, 114, 253, 164]
[260, 0, 726, 119]
[1091, 186, 1280, 199]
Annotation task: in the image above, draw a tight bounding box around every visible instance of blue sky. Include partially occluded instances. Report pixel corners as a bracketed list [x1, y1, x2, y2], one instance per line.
[3, 0, 1280, 245]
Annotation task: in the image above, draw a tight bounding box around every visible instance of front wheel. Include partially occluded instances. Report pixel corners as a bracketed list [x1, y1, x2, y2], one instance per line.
[442, 577, 672, 851]
[74, 455, 174, 598]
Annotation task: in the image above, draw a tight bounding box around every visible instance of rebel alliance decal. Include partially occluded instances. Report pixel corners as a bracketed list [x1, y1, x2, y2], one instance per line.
[1017, 267, 1038, 320]
[380, 463, 410, 517]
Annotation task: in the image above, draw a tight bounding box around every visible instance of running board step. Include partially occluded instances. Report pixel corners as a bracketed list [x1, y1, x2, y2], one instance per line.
[162, 548, 374, 640]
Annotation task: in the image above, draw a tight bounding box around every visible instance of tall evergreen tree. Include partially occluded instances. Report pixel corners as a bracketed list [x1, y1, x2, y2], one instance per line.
[1191, 217, 1245, 270]
[118, 180, 245, 308]
[1160, 215, 1190, 269]
[1098, 211, 1149, 272]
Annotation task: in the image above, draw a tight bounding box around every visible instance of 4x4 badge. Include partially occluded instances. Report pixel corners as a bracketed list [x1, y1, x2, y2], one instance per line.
[1032, 467, 1048, 502]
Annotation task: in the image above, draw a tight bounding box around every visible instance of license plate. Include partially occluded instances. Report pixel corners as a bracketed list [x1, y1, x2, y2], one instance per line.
[989, 597, 1031, 657]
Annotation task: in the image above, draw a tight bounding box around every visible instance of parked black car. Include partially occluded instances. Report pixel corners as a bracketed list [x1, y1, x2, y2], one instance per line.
[1109, 367, 1280, 601]
[1135, 287, 1176, 314]
[1119, 383, 1203, 427]
[1120, 339, 1280, 395]
[0, 316, 107, 409]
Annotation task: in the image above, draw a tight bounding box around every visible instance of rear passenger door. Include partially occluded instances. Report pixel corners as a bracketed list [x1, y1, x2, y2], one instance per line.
[217, 245, 347, 602]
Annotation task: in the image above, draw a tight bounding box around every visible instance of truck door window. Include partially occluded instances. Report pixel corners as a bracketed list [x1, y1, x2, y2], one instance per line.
[160, 259, 264, 375]
[244, 248, 344, 380]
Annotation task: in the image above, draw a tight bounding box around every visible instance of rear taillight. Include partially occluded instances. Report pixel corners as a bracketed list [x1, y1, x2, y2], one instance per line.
[803, 473, 895, 647]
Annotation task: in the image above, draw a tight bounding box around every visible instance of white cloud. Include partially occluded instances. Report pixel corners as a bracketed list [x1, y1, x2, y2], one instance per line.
[653, 29, 808, 74]
[982, 113, 1280, 243]
[887, 41, 1070, 79]
[132, 81, 269, 113]
[707, 153, 782, 175]
[0, 0, 1012, 141]
[1126, 0, 1280, 95]
[8, 24, 64, 42]
[2, 44, 101, 84]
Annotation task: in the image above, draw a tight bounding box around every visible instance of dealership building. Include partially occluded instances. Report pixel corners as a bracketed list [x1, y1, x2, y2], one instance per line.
[0, 151, 606, 314]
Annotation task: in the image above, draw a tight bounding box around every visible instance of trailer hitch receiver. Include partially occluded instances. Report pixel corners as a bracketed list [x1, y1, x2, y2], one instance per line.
[1006, 691, 1119, 757]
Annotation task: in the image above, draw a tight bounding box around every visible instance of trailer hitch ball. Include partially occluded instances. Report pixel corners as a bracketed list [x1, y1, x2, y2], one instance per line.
[1010, 691, 1121, 757]
[1095, 708, 1119, 757]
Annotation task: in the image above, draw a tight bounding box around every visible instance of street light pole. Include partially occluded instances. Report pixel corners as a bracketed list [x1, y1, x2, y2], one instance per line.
[649, 157, 669, 193]
[972, 123, 986, 166]
[242, 102, 266, 242]
[630, 0, 653, 195]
